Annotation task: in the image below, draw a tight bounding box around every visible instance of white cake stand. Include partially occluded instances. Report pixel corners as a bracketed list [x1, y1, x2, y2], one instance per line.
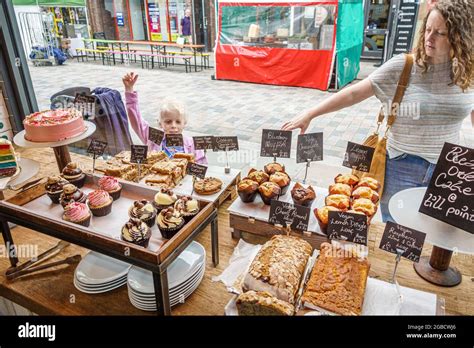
[13, 121, 96, 172]
[389, 187, 474, 287]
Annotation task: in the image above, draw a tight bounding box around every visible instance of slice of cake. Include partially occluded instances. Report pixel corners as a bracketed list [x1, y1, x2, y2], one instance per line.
[236, 291, 294, 316]
[0, 139, 18, 177]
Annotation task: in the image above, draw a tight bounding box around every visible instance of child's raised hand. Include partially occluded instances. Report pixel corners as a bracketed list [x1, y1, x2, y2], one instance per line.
[122, 72, 139, 93]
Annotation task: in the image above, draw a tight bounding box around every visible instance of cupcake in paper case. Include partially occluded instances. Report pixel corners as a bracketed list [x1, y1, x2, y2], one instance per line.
[87, 190, 113, 217]
[45, 176, 70, 204]
[291, 183, 316, 207]
[314, 205, 341, 234]
[153, 187, 177, 211]
[264, 162, 285, 176]
[63, 202, 91, 227]
[128, 199, 157, 228]
[60, 184, 87, 208]
[269, 171, 291, 195]
[61, 162, 86, 188]
[174, 196, 200, 222]
[121, 218, 152, 248]
[98, 176, 122, 201]
[258, 181, 281, 205]
[156, 207, 185, 239]
[237, 178, 259, 203]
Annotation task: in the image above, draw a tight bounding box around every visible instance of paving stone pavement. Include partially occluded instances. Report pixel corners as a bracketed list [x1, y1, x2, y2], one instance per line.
[28, 57, 472, 175]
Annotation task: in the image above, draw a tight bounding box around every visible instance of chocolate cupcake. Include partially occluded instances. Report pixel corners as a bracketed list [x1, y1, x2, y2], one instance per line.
[237, 178, 259, 203]
[264, 162, 285, 175]
[63, 202, 91, 227]
[45, 176, 70, 204]
[60, 184, 87, 208]
[87, 190, 113, 217]
[174, 196, 200, 222]
[129, 199, 158, 228]
[269, 171, 291, 195]
[121, 218, 152, 248]
[291, 183, 316, 207]
[156, 207, 185, 239]
[61, 162, 86, 188]
[98, 176, 122, 201]
[153, 187, 177, 211]
[258, 181, 281, 205]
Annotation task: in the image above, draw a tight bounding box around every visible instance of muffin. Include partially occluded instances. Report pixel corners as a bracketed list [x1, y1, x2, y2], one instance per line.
[128, 199, 157, 228]
[45, 176, 70, 204]
[325, 194, 351, 210]
[264, 162, 285, 175]
[328, 183, 352, 197]
[354, 176, 381, 192]
[63, 202, 91, 227]
[347, 209, 372, 225]
[153, 187, 178, 211]
[98, 176, 123, 200]
[352, 186, 380, 204]
[174, 196, 200, 222]
[156, 207, 185, 239]
[269, 171, 291, 195]
[237, 178, 259, 203]
[258, 181, 281, 205]
[351, 198, 377, 218]
[247, 168, 269, 185]
[61, 162, 86, 188]
[334, 173, 360, 187]
[121, 218, 152, 248]
[60, 184, 87, 208]
[87, 190, 113, 217]
[291, 183, 316, 207]
[314, 205, 341, 234]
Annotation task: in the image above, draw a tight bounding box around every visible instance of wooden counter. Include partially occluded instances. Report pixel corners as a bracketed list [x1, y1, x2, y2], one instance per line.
[0, 148, 473, 315]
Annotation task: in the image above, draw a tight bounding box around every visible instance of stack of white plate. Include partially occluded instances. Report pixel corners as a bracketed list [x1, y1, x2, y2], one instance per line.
[127, 241, 206, 311]
[74, 252, 131, 294]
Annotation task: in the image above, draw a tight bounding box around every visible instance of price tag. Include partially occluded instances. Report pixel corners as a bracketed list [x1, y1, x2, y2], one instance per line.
[269, 200, 310, 232]
[148, 127, 165, 146]
[74, 93, 97, 118]
[130, 145, 148, 163]
[87, 139, 107, 156]
[327, 211, 368, 245]
[212, 136, 239, 151]
[186, 163, 208, 179]
[296, 132, 323, 163]
[342, 141, 375, 172]
[166, 134, 184, 147]
[379, 221, 426, 262]
[261, 129, 292, 158]
[193, 136, 214, 150]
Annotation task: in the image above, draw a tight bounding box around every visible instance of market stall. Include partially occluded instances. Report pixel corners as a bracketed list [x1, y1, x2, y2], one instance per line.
[215, 0, 364, 90]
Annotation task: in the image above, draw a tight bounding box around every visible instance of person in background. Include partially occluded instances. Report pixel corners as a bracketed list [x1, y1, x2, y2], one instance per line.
[180, 8, 192, 44]
[122, 72, 207, 164]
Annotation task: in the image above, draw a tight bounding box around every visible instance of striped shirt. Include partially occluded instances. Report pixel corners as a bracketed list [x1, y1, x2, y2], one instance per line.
[369, 54, 473, 163]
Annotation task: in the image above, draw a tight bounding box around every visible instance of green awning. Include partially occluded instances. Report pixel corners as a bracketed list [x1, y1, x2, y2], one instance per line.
[13, 0, 86, 6]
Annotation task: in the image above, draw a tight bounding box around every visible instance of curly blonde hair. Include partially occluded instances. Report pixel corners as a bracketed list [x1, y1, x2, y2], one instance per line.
[414, 0, 473, 91]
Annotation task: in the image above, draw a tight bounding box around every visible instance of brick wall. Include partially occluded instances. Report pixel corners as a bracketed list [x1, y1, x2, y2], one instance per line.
[86, 0, 116, 40]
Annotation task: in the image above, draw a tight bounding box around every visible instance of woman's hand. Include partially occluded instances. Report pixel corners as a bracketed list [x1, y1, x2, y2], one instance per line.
[122, 72, 138, 93]
[281, 111, 312, 134]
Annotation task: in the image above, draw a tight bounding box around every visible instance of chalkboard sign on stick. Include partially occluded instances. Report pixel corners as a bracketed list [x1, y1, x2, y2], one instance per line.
[148, 127, 165, 146]
[379, 221, 426, 262]
[269, 200, 310, 232]
[327, 211, 368, 245]
[342, 141, 375, 172]
[193, 136, 214, 150]
[296, 132, 323, 163]
[261, 129, 292, 158]
[130, 145, 148, 163]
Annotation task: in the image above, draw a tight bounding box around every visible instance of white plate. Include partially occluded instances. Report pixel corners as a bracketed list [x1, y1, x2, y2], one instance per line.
[75, 251, 132, 285]
[73, 277, 126, 294]
[128, 241, 205, 293]
[75, 275, 127, 289]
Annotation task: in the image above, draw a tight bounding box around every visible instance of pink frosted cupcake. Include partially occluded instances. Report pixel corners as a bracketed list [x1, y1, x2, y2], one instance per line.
[87, 190, 113, 217]
[98, 176, 122, 201]
[63, 202, 91, 227]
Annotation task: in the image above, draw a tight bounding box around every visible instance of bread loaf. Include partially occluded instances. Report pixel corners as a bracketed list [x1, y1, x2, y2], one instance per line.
[236, 291, 294, 316]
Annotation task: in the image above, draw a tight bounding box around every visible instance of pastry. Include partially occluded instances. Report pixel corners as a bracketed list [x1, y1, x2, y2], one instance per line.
[355, 176, 381, 192]
[87, 190, 113, 217]
[269, 171, 291, 195]
[60, 184, 87, 208]
[264, 162, 285, 176]
[291, 183, 316, 207]
[258, 181, 281, 205]
[334, 173, 360, 187]
[325, 194, 351, 210]
[145, 173, 173, 187]
[247, 168, 269, 185]
[121, 218, 152, 248]
[156, 207, 185, 239]
[153, 187, 178, 211]
[170, 158, 188, 173]
[174, 195, 200, 221]
[352, 186, 380, 204]
[62, 202, 91, 227]
[45, 175, 70, 204]
[98, 175, 122, 200]
[328, 183, 352, 197]
[0, 139, 18, 178]
[173, 153, 195, 162]
[128, 199, 157, 228]
[151, 161, 178, 175]
[237, 178, 259, 203]
[23, 109, 85, 142]
[194, 177, 222, 195]
[351, 198, 377, 218]
[61, 162, 86, 188]
[242, 235, 312, 304]
[236, 291, 294, 316]
[147, 151, 168, 163]
[301, 242, 370, 315]
[314, 205, 341, 234]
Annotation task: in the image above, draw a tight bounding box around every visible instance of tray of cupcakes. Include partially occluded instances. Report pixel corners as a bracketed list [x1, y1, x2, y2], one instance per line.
[2, 171, 214, 263]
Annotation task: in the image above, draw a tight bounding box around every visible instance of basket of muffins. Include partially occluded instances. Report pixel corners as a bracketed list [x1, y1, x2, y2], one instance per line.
[314, 173, 380, 234]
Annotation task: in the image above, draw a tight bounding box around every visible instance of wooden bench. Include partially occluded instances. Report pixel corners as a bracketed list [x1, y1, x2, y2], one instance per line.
[102, 50, 138, 65]
[138, 52, 192, 72]
[75, 48, 107, 62]
[166, 50, 211, 69]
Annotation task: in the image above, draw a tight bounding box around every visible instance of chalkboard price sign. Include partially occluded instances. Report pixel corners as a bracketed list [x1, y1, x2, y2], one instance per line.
[87, 139, 107, 156]
[261, 129, 292, 158]
[268, 200, 310, 232]
[186, 163, 208, 179]
[296, 132, 323, 163]
[74, 93, 97, 118]
[212, 136, 239, 151]
[379, 221, 426, 262]
[327, 211, 368, 245]
[342, 141, 375, 172]
[130, 145, 148, 163]
[148, 127, 165, 146]
[166, 134, 184, 147]
[193, 136, 214, 150]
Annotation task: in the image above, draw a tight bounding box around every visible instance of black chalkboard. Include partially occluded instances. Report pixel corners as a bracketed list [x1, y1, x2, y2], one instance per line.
[74, 93, 96, 118]
[130, 145, 148, 163]
[419, 143, 474, 234]
[186, 163, 208, 179]
[296, 132, 323, 163]
[342, 141, 375, 172]
[212, 136, 239, 151]
[87, 139, 107, 156]
[379, 221, 426, 262]
[148, 127, 164, 146]
[388, 0, 420, 59]
[261, 129, 292, 158]
[166, 134, 184, 147]
[193, 136, 214, 150]
[327, 211, 368, 245]
[268, 200, 310, 232]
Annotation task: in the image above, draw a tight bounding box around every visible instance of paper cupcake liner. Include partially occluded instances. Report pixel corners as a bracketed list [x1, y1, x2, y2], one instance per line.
[238, 190, 258, 203]
[180, 211, 199, 223]
[279, 184, 290, 196]
[89, 200, 113, 217]
[292, 198, 315, 207]
[66, 174, 86, 189]
[153, 202, 174, 213]
[316, 218, 328, 235]
[107, 187, 122, 201]
[158, 220, 185, 239]
[121, 235, 150, 248]
[68, 214, 91, 227]
[47, 191, 62, 204]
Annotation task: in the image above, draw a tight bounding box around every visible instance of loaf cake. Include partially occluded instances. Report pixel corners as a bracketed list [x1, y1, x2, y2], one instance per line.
[242, 235, 312, 304]
[236, 291, 294, 316]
